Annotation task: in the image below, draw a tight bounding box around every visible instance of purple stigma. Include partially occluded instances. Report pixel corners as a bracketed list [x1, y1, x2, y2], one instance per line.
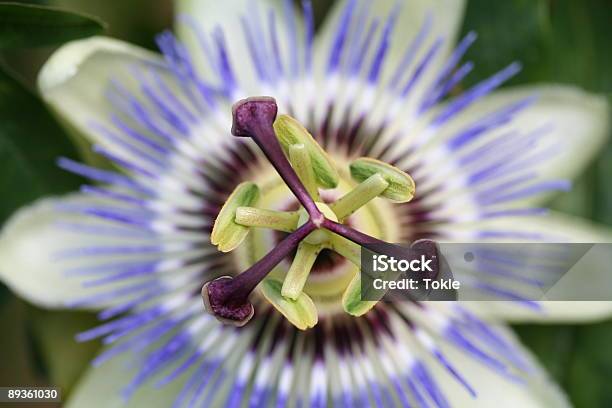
[202, 220, 316, 326]
[231, 97, 324, 223]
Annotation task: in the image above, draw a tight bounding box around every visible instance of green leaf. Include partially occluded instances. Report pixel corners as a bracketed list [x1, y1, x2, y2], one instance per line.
[594, 137, 612, 225]
[564, 320, 612, 408]
[28, 306, 100, 394]
[461, 0, 612, 228]
[460, 0, 551, 87]
[515, 320, 612, 408]
[513, 324, 576, 384]
[0, 2, 105, 49]
[0, 296, 41, 386]
[0, 68, 82, 225]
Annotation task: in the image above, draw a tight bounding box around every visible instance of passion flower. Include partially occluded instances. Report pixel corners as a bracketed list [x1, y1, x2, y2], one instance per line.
[0, 0, 610, 407]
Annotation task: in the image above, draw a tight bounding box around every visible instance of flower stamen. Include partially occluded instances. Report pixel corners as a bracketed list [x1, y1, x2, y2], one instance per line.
[235, 207, 299, 232]
[204, 96, 440, 328]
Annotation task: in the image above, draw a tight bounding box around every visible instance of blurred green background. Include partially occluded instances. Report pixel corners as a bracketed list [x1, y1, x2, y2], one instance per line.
[0, 0, 611, 406]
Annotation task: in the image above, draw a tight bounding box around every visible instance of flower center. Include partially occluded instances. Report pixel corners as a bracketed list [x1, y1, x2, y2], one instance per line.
[202, 97, 429, 330]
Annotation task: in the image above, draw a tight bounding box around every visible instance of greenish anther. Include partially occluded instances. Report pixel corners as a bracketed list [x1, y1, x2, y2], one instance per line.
[329, 235, 378, 316]
[350, 157, 416, 203]
[288, 143, 320, 200]
[273, 114, 339, 189]
[260, 279, 318, 330]
[210, 182, 260, 252]
[342, 274, 378, 317]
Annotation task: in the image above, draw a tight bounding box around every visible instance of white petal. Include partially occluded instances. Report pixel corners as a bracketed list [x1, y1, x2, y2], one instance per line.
[174, 0, 285, 89]
[469, 85, 606, 181]
[470, 301, 612, 323]
[447, 210, 612, 242]
[65, 346, 186, 408]
[419, 85, 609, 213]
[314, 0, 466, 86]
[175, 0, 283, 53]
[0, 195, 146, 309]
[38, 36, 164, 145]
[435, 324, 570, 407]
[455, 212, 612, 322]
